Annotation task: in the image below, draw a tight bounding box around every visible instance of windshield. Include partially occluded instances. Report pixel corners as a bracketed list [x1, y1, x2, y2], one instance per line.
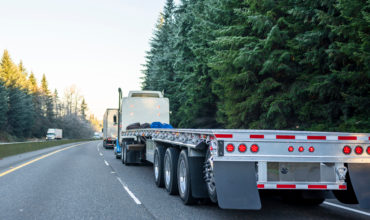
[47, 133, 55, 135]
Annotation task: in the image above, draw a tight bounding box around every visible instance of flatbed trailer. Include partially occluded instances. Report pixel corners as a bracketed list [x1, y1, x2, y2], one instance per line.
[115, 90, 370, 210]
[120, 128, 370, 210]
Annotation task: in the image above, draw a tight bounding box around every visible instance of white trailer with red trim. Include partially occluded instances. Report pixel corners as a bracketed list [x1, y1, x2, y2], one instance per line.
[117, 90, 370, 210]
[103, 108, 118, 149]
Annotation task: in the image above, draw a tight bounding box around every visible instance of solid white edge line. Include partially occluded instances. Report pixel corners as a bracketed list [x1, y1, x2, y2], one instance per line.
[104, 160, 109, 166]
[116, 177, 142, 205]
[323, 202, 370, 217]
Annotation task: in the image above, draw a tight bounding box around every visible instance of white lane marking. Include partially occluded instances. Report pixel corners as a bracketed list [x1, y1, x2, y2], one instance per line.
[104, 160, 109, 166]
[323, 202, 370, 217]
[99, 153, 103, 156]
[116, 177, 142, 205]
[97, 143, 101, 151]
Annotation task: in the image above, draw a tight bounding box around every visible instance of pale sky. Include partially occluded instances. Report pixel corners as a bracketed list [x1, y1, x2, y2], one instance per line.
[0, 0, 167, 120]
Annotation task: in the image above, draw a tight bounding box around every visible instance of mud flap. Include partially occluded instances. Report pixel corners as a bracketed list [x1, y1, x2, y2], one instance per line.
[213, 161, 261, 210]
[188, 157, 208, 198]
[348, 163, 370, 209]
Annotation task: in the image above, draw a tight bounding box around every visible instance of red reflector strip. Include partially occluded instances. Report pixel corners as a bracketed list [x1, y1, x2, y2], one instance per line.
[277, 184, 296, 189]
[215, 134, 233, 138]
[250, 134, 264, 139]
[308, 185, 327, 189]
[257, 184, 265, 189]
[338, 136, 357, 140]
[307, 136, 326, 140]
[339, 185, 347, 190]
[276, 135, 295, 140]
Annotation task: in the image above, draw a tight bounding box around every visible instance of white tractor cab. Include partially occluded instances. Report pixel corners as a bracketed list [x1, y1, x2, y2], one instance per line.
[115, 90, 170, 160]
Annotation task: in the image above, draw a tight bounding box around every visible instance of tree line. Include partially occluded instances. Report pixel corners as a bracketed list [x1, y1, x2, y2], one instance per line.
[143, 0, 369, 132]
[0, 50, 95, 141]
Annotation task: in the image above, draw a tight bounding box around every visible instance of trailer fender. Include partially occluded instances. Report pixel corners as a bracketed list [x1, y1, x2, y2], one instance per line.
[213, 161, 261, 210]
[347, 163, 370, 209]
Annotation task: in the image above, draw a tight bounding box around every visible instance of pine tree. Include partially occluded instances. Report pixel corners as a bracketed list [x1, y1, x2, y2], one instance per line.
[0, 73, 8, 129]
[41, 74, 54, 122]
[80, 98, 87, 120]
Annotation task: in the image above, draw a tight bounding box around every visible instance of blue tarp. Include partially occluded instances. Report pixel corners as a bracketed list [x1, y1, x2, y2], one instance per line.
[150, 122, 173, 129]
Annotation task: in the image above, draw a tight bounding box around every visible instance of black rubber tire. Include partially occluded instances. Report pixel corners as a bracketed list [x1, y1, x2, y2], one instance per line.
[121, 142, 125, 164]
[205, 149, 217, 203]
[164, 148, 180, 195]
[154, 146, 165, 187]
[123, 145, 130, 166]
[177, 150, 195, 205]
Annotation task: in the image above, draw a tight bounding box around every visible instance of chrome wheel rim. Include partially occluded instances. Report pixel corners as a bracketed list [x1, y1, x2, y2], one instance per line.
[179, 159, 186, 194]
[165, 155, 171, 187]
[154, 153, 159, 180]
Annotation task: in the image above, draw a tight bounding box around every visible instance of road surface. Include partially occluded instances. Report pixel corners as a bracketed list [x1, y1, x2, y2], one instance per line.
[0, 141, 369, 220]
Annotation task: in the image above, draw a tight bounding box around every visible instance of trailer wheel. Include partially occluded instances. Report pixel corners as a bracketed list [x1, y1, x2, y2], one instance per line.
[204, 149, 217, 203]
[121, 141, 126, 164]
[177, 149, 195, 205]
[123, 145, 130, 166]
[164, 148, 179, 195]
[154, 146, 165, 187]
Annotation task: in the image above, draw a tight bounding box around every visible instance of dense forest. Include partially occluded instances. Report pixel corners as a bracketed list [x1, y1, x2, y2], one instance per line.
[143, 0, 370, 132]
[0, 50, 97, 141]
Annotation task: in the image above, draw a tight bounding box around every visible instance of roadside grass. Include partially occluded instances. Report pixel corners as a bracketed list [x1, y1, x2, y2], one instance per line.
[0, 139, 94, 159]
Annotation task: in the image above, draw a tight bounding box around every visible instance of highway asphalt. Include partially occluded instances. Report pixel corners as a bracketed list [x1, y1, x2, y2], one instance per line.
[0, 140, 369, 220]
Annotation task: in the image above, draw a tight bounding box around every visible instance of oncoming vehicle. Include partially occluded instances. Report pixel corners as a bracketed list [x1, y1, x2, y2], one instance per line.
[46, 128, 62, 140]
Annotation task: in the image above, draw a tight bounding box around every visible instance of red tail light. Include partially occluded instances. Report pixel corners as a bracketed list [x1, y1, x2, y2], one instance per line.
[288, 146, 294, 152]
[355, 146, 363, 155]
[226, 144, 235, 152]
[298, 146, 304, 152]
[367, 146, 370, 155]
[343, 146, 351, 155]
[238, 144, 247, 152]
[250, 144, 259, 153]
[308, 146, 315, 152]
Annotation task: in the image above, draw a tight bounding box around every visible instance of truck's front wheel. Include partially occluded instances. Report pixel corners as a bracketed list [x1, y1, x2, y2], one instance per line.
[177, 150, 195, 205]
[154, 146, 165, 187]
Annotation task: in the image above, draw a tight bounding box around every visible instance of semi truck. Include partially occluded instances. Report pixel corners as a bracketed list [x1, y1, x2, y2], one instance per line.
[103, 108, 118, 149]
[115, 89, 370, 210]
[46, 128, 62, 140]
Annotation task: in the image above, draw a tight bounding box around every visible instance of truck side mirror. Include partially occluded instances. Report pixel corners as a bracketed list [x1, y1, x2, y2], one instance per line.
[102, 128, 103, 132]
[113, 115, 117, 124]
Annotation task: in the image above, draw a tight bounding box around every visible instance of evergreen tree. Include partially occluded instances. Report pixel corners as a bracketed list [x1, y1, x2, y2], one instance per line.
[41, 74, 54, 122]
[0, 75, 8, 129]
[80, 98, 87, 120]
